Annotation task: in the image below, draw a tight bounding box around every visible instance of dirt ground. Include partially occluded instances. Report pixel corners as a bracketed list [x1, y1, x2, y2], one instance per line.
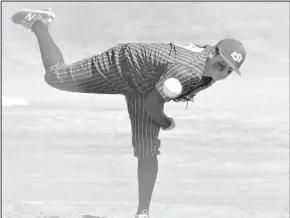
[2, 102, 289, 218]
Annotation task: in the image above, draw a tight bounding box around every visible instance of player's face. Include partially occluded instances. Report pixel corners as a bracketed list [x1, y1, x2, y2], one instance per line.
[207, 54, 233, 81]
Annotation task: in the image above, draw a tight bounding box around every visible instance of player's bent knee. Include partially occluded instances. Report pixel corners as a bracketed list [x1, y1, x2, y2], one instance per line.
[44, 65, 79, 92]
[45, 73, 67, 91]
[45, 73, 63, 89]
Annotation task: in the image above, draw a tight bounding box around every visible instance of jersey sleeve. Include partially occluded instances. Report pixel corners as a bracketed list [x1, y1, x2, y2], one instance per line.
[155, 63, 201, 102]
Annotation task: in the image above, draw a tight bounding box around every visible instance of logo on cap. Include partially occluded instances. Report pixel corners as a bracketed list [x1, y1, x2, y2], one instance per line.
[230, 52, 243, 63]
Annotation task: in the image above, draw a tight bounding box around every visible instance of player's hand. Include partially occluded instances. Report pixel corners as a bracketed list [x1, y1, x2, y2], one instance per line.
[162, 117, 176, 131]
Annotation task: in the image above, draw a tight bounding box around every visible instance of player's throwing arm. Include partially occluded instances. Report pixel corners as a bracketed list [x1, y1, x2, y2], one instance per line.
[161, 78, 182, 130]
[143, 78, 182, 131]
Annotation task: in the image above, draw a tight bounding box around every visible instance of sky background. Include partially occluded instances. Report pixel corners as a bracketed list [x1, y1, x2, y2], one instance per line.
[2, 2, 289, 103]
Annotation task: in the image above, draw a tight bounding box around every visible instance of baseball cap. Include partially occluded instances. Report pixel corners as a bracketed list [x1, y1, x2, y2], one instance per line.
[216, 38, 246, 75]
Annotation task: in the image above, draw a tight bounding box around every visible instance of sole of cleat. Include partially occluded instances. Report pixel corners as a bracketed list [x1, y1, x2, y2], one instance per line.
[17, 9, 56, 19]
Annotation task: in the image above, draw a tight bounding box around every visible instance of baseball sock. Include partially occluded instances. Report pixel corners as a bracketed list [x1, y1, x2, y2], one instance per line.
[137, 155, 158, 215]
[31, 21, 65, 72]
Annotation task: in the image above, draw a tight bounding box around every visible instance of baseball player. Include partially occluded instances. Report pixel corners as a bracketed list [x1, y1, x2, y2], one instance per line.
[11, 9, 246, 218]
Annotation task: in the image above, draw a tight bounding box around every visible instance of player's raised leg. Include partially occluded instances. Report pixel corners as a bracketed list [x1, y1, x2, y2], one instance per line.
[11, 9, 127, 94]
[11, 8, 80, 92]
[11, 9, 65, 74]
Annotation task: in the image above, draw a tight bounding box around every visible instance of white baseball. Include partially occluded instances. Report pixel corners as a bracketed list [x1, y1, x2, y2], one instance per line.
[163, 78, 182, 98]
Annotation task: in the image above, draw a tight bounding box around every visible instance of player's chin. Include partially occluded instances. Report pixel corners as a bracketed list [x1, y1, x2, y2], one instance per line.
[211, 75, 220, 81]
[212, 75, 225, 81]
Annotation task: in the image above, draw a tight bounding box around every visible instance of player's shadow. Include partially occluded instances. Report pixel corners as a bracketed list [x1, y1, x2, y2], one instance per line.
[36, 217, 60, 218]
[82, 215, 108, 218]
[36, 216, 60, 218]
[37, 215, 106, 218]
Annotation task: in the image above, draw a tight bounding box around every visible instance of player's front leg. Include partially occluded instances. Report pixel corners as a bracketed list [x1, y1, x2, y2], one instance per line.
[125, 94, 162, 217]
[136, 154, 159, 218]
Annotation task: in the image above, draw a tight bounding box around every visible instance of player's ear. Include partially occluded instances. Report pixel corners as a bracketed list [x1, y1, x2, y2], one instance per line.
[208, 46, 218, 60]
[213, 46, 219, 57]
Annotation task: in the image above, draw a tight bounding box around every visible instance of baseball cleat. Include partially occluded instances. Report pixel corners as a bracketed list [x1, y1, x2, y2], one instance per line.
[11, 8, 55, 31]
[135, 209, 150, 218]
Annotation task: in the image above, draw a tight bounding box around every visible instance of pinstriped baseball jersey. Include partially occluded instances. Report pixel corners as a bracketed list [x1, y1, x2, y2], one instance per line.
[124, 43, 215, 100]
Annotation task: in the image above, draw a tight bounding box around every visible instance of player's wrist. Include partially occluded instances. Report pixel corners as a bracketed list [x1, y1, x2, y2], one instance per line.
[162, 118, 171, 129]
[161, 117, 176, 130]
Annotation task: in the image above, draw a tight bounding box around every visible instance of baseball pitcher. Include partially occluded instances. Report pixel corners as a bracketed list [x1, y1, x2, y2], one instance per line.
[12, 9, 246, 218]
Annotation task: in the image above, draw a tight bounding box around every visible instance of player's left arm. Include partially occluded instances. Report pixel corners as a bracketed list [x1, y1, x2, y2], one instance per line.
[144, 88, 172, 129]
[144, 63, 200, 129]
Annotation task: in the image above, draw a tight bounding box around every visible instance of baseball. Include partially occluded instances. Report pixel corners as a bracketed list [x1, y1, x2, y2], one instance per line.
[163, 78, 182, 98]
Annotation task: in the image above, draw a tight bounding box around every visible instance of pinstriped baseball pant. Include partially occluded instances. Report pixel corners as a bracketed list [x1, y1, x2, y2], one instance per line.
[44, 44, 162, 158]
[44, 44, 129, 94]
[125, 92, 162, 158]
